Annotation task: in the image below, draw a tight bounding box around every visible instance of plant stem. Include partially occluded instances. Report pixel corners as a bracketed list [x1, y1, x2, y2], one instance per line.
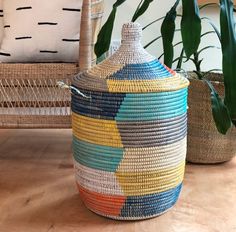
[193, 52, 203, 79]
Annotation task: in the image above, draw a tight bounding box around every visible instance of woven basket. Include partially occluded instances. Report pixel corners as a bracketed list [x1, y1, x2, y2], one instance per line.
[187, 73, 236, 164]
[72, 23, 189, 220]
[0, 0, 104, 128]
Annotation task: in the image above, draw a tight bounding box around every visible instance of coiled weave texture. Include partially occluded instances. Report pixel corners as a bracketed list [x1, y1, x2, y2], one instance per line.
[72, 22, 189, 220]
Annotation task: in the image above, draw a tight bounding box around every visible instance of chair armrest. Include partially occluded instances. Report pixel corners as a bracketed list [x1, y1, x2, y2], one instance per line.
[79, 0, 92, 71]
[79, 0, 104, 71]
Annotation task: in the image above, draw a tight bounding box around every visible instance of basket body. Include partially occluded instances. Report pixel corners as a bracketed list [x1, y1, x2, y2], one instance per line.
[187, 74, 236, 164]
[72, 23, 189, 220]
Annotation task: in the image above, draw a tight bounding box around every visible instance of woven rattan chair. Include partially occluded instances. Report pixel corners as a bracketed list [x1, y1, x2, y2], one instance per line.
[0, 0, 104, 128]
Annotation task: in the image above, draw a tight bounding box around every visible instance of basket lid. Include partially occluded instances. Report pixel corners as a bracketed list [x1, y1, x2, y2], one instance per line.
[73, 22, 189, 93]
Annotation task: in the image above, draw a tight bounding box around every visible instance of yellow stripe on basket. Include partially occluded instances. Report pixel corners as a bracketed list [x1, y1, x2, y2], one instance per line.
[115, 161, 185, 196]
[72, 113, 123, 148]
[107, 74, 189, 93]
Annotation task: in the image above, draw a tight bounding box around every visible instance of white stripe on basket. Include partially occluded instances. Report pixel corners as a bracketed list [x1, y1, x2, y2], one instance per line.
[74, 161, 124, 195]
[117, 138, 187, 172]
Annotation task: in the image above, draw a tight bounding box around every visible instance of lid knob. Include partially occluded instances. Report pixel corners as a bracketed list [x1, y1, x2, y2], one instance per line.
[121, 22, 142, 43]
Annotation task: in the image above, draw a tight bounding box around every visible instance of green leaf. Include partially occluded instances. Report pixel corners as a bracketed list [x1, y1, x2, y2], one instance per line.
[94, 0, 127, 58]
[161, 0, 180, 67]
[193, 70, 204, 79]
[158, 41, 183, 60]
[142, 16, 166, 30]
[201, 69, 222, 78]
[144, 29, 181, 49]
[133, 0, 144, 20]
[177, 48, 184, 69]
[203, 79, 232, 134]
[132, 0, 154, 22]
[113, 0, 127, 8]
[201, 31, 216, 38]
[181, 0, 202, 58]
[96, 53, 107, 64]
[144, 35, 162, 49]
[220, 0, 236, 126]
[197, 45, 221, 56]
[199, 3, 219, 10]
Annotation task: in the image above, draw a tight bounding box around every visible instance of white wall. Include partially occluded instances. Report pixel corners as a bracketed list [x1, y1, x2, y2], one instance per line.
[103, 0, 222, 72]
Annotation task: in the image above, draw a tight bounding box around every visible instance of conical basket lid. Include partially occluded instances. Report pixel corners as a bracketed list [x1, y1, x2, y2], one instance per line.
[73, 22, 189, 93]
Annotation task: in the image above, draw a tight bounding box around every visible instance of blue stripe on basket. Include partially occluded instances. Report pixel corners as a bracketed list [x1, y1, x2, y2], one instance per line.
[108, 59, 173, 80]
[71, 88, 188, 120]
[71, 101, 187, 120]
[120, 183, 182, 218]
[71, 91, 126, 120]
[73, 137, 124, 172]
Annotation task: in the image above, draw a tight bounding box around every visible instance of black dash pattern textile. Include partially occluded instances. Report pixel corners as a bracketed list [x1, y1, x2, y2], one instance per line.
[0, 0, 82, 62]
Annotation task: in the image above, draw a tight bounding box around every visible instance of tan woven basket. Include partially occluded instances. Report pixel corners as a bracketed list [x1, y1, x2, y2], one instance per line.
[0, 0, 104, 128]
[187, 73, 236, 164]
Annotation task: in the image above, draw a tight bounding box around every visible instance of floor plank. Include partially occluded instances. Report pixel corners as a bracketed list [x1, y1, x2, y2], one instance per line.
[0, 129, 236, 232]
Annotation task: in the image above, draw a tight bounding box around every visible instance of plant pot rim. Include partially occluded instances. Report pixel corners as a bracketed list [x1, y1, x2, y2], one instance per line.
[186, 71, 224, 83]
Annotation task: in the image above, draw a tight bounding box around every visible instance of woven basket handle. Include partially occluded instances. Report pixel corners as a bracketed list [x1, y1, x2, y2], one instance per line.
[79, 0, 92, 71]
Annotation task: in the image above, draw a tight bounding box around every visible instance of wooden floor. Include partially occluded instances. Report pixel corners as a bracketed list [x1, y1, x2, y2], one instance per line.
[0, 129, 236, 232]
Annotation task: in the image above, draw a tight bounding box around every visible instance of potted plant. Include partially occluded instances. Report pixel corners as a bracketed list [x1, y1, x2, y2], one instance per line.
[94, 0, 236, 164]
[170, 0, 236, 163]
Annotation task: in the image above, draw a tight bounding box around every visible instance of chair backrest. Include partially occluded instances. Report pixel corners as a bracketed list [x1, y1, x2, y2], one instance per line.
[0, 0, 104, 129]
[79, 0, 104, 71]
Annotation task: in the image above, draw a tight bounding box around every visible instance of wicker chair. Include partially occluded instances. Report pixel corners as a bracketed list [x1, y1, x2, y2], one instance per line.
[0, 0, 104, 128]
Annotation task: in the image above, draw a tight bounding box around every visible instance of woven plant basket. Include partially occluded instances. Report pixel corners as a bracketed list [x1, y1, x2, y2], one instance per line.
[72, 23, 189, 220]
[187, 72, 236, 164]
[0, 0, 104, 128]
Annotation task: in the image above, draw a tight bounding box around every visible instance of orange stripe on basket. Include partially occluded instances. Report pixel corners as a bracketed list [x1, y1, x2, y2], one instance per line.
[77, 184, 126, 217]
[164, 64, 176, 75]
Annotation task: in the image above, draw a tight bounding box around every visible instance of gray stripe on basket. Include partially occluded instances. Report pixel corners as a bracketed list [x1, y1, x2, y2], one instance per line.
[117, 114, 187, 128]
[16, 6, 32, 10]
[117, 118, 187, 132]
[117, 115, 187, 148]
[119, 128, 187, 148]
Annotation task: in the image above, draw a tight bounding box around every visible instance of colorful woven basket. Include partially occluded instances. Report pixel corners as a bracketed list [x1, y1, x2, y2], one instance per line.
[72, 22, 189, 220]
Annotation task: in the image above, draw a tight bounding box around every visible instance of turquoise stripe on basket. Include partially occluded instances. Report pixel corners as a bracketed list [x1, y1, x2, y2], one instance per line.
[115, 88, 188, 121]
[124, 88, 187, 98]
[116, 107, 187, 118]
[73, 137, 124, 172]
